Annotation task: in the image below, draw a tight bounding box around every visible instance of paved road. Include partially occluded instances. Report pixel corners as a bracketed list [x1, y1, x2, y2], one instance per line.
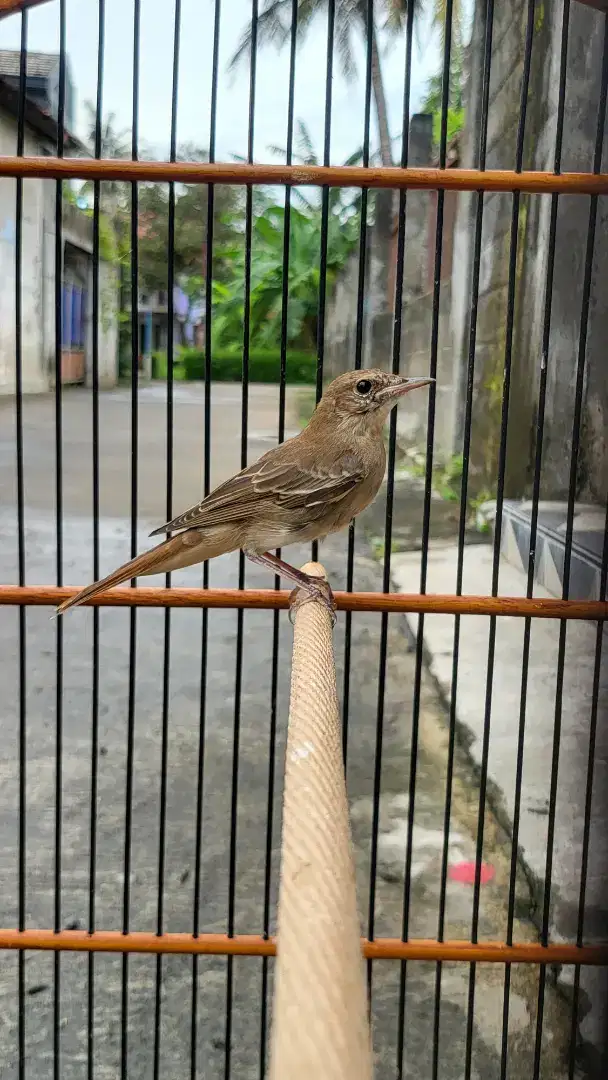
[0, 384, 573, 1078]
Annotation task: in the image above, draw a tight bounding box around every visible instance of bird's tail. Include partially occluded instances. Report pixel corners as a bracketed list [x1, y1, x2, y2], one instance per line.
[56, 532, 204, 616]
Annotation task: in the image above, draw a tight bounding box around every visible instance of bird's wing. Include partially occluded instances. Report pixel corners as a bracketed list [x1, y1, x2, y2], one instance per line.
[149, 452, 364, 536]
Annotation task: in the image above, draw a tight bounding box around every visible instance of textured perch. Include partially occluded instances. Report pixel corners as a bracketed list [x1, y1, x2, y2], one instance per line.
[269, 563, 373, 1080]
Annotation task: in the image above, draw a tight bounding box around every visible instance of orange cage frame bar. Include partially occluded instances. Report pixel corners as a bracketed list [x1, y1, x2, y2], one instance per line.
[2, 156, 608, 194]
[0, 930, 606, 966]
[1, 585, 607, 619]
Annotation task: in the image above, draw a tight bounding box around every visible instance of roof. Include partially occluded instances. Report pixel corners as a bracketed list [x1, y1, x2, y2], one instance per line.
[0, 74, 86, 154]
[0, 49, 58, 78]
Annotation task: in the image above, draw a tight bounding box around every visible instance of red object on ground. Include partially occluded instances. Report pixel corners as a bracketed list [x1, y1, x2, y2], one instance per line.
[449, 861, 495, 885]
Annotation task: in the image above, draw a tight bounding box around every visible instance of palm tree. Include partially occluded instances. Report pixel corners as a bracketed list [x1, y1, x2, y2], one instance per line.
[230, 0, 408, 168]
[231, 1, 467, 168]
[268, 118, 366, 215]
[83, 102, 130, 160]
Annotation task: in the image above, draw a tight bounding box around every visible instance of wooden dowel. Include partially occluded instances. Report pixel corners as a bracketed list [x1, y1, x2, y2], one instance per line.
[1, 156, 608, 194]
[270, 563, 372, 1080]
[1, 584, 606, 620]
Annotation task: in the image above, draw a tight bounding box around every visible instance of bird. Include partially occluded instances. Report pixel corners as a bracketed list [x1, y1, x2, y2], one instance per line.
[56, 369, 433, 618]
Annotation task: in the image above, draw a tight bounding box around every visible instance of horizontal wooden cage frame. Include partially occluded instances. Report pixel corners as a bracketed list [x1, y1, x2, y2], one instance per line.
[0, 0, 52, 14]
[0, 929, 605, 966]
[2, 584, 607, 620]
[1, 156, 608, 194]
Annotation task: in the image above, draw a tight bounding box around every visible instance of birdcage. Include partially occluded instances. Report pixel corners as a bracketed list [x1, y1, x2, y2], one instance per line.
[0, 0, 607, 1077]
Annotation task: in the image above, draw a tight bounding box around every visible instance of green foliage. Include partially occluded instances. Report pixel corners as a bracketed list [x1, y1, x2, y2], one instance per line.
[469, 488, 494, 533]
[152, 347, 317, 384]
[398, 450, 464, 502]
[434, 453, 464, 502]
[368, 536, 408, 560]
[268, 118, 366, 218]
[211, 203, 358, 352]
[136, 180, 239, 292]
[420, 14, 468, 154]
[432, 107, 465, 150]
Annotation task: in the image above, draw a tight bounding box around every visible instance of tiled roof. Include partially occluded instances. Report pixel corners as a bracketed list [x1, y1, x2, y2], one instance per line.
[0, 75, 87, 155]
[0, 50, 58, 78]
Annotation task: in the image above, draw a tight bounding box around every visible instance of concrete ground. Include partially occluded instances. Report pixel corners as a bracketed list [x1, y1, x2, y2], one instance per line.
[0, 384, 577, 1078]
[390, 538, 608, 1074]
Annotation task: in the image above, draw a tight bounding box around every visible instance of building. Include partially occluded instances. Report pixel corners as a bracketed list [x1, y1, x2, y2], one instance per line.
[0, 53, 119, 395]
[0, 48, 76, 131]
[135, 285, 204, 376]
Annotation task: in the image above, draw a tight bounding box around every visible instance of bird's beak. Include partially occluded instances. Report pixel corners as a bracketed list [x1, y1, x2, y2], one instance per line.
[378, 376, 435, 402]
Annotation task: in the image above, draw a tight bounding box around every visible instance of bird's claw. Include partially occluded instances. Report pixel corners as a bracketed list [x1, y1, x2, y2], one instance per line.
[288, 577, 337, 627]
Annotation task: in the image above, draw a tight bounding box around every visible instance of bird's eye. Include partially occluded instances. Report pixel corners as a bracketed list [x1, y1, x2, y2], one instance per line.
[356, 379, 373, 395]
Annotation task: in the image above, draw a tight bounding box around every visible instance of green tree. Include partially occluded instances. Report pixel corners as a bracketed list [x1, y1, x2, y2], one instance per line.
[212, 202, 359, 350]
[268, 118, 365, 217]
[129, 151, 241, 292]
[420, 2, 467, 152]
[83, 102, 130, 209]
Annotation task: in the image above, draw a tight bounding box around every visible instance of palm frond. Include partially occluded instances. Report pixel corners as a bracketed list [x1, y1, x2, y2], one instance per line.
[228, 1, 293, 72]
[334, 16, 357, 81]
[295, 119, 318, 165]
[382, 0, 407, 33]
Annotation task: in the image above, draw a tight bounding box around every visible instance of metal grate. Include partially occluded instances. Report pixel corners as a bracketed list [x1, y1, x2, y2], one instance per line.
[0, 0, 607, 1077]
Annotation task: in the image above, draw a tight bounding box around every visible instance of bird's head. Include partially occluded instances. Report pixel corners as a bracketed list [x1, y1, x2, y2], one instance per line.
[313, 368, 434, 434]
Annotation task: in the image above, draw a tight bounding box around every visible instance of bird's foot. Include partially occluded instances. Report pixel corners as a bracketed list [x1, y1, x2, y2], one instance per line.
[289, 576, 337, 626]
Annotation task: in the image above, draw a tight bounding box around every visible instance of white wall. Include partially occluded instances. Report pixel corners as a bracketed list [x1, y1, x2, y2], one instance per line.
[0, 113, 48, 393]
[83, 259, 120, 390]
[0, 107, 119, 397]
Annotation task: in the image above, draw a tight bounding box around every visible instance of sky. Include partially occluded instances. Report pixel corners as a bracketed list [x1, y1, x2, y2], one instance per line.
[0, 0, 441, 164]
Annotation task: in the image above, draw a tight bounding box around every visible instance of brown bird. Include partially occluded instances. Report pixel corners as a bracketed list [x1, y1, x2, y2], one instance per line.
[56, 369, 433, 617]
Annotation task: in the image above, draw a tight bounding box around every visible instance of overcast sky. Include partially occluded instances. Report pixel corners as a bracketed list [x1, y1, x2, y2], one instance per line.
[0, 0, 443, 163]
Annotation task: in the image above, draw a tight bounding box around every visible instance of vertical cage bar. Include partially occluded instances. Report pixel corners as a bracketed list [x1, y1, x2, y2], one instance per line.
[121, 2, 141, 1075]
[15, 10, 28, 1079]
[53, 3, 67, 1077]
[259, 0, 298, 1074]
[463, 1, 536, 1076]
[533, 6, 606, 1073]
[396, 0, 452, 1073]
[499, 1, 571, 1074]
[341, 0, 373, 765]
[568, 502, 608, 1079]
[432, 2, 495, 1076]
[565, 51, 608, 1074]
[190, 1, 221, 1077]
[225, 4, 258, 1076]
[311, 0, 335, 564]
[88, 2, 105, 1076]
[368, 0, 414, 1025]
[152, 2, 182, 1076]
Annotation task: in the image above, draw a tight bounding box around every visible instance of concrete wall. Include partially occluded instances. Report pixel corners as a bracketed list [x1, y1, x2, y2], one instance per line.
[324, 114, 462, 459]
[0, 117, 48, 393]
[451, 0, 608, 503]
[326, 1, 608, 506]
[539, 2, 608, 503]
[0, 107, 119, 396]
